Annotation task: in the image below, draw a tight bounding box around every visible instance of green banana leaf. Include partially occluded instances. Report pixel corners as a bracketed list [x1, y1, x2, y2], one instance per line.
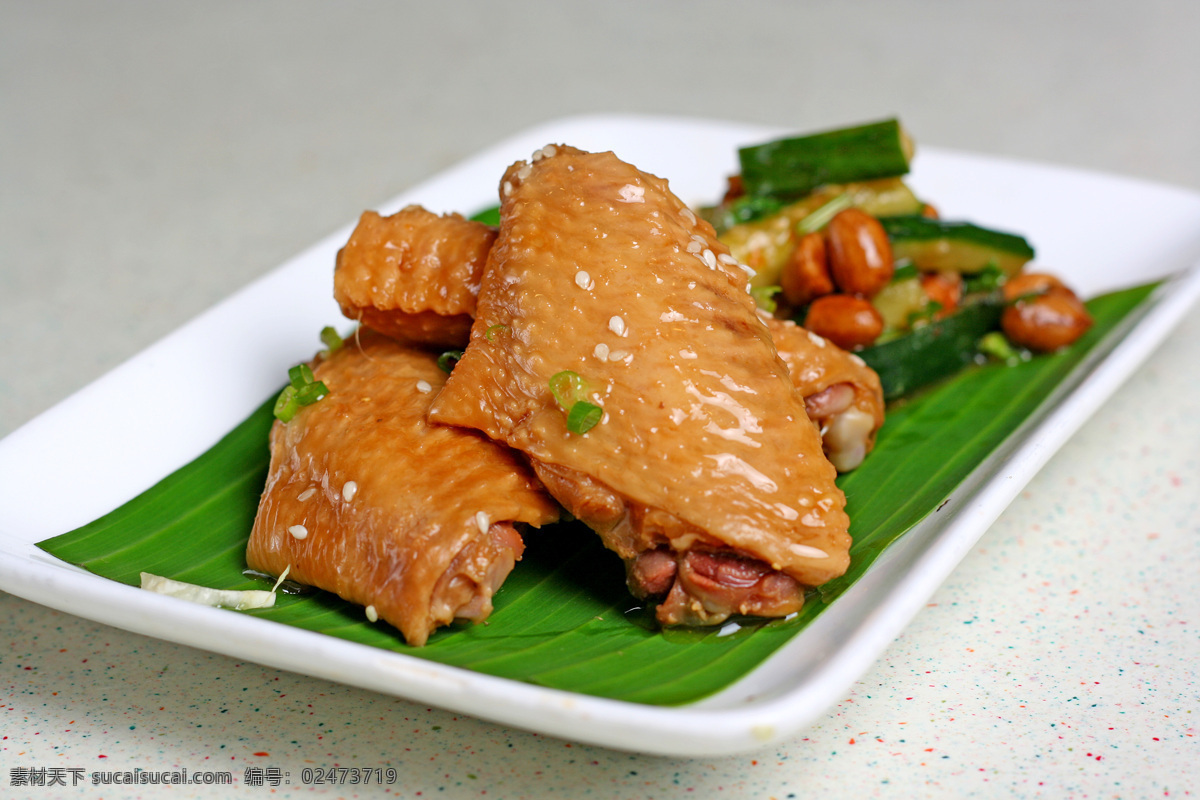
[38, 283, 1156, 706]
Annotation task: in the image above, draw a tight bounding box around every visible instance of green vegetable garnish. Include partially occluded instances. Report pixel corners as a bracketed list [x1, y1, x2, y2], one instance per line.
[294, 381, 329, 405]
[485, 324, 509, 341]
[566, 401, 603, 434]
[437, 350, 464, 373]
[751, 285, 781, 313]
[273, 386, 300, 423]
[275, 359, 332, 422]
[795, 192, 852, 236]
[548, 370, 588, 409]
[288, 363, 315, 389]
[549, 371, 602, 434]
[320, 326, 344, 355]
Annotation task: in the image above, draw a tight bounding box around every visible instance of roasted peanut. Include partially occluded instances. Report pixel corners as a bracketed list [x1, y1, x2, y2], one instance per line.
[1002, 280, 1093, 352]
[825, 208, 894, 297]
[1002, 272, 1066, 302]
[804, 294, 884, 350]
[781, 232, 834, 306]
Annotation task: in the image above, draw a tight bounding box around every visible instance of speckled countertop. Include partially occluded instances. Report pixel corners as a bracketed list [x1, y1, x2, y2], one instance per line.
[2, 2, 1198, 798]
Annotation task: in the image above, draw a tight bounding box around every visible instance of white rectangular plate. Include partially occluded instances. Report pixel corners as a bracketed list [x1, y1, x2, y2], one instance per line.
[2, 115, 1199, 757]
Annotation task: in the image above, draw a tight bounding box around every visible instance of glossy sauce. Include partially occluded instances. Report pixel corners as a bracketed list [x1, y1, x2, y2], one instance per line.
[429, 146, 851, 590]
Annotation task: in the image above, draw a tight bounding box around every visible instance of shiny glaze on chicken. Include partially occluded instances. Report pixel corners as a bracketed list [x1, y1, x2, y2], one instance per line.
[429, 145, 851, 626]
[334, 206, 495, 349]
[247, 329, 558, 646]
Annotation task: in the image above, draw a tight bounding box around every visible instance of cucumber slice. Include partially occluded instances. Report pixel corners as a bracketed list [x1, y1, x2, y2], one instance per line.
[858, 296, 1004, 400]
[738, 118, 913, 202]
[880, 215, 1035, 276]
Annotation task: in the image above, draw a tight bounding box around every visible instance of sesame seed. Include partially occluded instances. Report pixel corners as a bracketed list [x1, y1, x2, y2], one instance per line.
[342, 481, 358, 502]
[502, 181, 513, 197]
[608, 350, 629, 361]
[517, 163, 532, 180]
[850, 354, 866, 367]
[593, 342, 610, 360]
[617, 184, 645, 203]
[681, 208, 697, 226]
[608, 315, 626, 336]
[542, 144, 557, 158]
[686, 240, 702, 254]
[717, 253, 737, 265]
[288, 525, 308, 540]
[575, 270, 593, 290]
[701, 249, 718, 269]
[807, 331, 827, 348]
[790, 543, 829, 559]
[474, 511, 491, 534]
[416, 380, 432, 394]
[297, 487, 317, 502]
[365, 605, 379, 623]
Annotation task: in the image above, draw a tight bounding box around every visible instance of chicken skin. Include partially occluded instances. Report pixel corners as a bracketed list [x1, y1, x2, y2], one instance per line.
[429, 145, 852, 626]
[334, 206, 496, 349]
[247, 329, 559, 646]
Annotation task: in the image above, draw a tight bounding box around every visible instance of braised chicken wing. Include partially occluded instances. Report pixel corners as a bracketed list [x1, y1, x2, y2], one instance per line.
[246, 329, 559, 646]
[429, 144, 851, 626]
[333, 206, 495, 349]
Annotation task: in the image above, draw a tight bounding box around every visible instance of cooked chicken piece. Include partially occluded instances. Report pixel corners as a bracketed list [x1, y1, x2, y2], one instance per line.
[335, 203, 884, 474]
[334, 205, 495, 349]
[246, 329, 559, 646]
[766, 317, 886, 472]
[429, 144, 851, 627]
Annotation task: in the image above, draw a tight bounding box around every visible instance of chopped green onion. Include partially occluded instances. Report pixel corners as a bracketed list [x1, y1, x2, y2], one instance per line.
[273, 385, 300, 423]
[276, 360, 332, 422]
[437, 350, 464, 373]
[795, 193, 853, 236]
[288, 363, 315, 389]
[485, 324, 509, 341]
[548, 370, 588, 409]
[320, 326, 344, 355]
[294, 380, 329, 405]
[566, 401, 603, 434]
[750, 285, 781, 313]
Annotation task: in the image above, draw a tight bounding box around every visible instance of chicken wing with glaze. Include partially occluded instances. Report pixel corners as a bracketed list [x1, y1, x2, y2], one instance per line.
[429, 144, 852, 627]
[246, 329, 559, 646]
[334, 206, 495, 349]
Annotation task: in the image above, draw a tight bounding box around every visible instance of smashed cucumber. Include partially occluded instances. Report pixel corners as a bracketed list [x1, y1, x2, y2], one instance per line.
[738, 118, 914, 203]
[880, 215, 1034, 276]
[857, 295, 1005, 400]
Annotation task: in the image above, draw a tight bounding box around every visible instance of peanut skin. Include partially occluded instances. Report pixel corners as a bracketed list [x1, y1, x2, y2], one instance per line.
[781, 232, 834, 306]
[826, 208, 894, 297]
[804, 294, 884, 350]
